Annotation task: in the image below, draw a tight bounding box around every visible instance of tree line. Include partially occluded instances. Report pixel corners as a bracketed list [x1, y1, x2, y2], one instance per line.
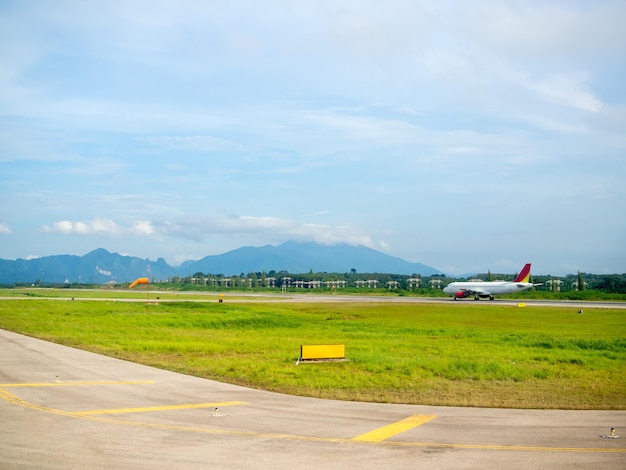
[163, 270, 626, 294]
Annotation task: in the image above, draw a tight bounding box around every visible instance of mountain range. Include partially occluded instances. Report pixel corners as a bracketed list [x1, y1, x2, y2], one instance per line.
[0, 241, 443, 284]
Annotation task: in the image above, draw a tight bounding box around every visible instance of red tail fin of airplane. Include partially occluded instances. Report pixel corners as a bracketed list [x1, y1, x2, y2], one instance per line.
[513, 263, 531, 283]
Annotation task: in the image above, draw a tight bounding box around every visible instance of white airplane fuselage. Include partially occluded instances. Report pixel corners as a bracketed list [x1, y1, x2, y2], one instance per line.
[443, 281, 534, 299]
[443, 263, 537, 300]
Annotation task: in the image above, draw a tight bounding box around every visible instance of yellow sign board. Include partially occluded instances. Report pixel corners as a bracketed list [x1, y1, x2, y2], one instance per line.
[300, 344, 345, 360]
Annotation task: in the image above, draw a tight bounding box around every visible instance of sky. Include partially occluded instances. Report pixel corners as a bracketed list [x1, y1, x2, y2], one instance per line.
[1, 1, 625, 277]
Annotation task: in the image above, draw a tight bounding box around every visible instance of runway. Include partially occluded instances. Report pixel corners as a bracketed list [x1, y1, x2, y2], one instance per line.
[238, 293, 626, 309]
[1, 329, 624, 469]
[4, 291, 625, 310]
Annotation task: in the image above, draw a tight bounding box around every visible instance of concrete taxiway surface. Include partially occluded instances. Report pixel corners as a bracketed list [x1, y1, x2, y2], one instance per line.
[1, 329, 624, 469]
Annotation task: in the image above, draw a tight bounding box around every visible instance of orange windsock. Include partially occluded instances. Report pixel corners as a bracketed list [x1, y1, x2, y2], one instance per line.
[129, 277, 149, 289]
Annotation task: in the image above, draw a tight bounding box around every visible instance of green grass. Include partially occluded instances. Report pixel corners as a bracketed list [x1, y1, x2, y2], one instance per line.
[0, 287, 281, 301]
[0, 292, 624, 410]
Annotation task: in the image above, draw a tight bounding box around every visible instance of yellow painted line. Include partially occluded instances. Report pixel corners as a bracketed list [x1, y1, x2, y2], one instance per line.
[71, 401, 248, 416]
[1, 388, 623, 453]
[0, 388, 73, 416]
[352, 414, 436, 442]
[70, 413, 626, 453]
[0, 380, 154, 387]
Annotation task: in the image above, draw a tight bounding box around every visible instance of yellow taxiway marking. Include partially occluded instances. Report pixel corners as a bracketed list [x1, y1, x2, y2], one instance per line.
[0, 387, 623, 453]
[71, 401, 248, 416]
[0, 380, 154, 387]
[352, 414, 436, 442]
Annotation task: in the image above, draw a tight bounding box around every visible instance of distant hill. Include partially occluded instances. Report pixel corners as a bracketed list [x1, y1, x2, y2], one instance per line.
[0, 242, 443, 284]
[0, 248, 176, 285]
[181, 241, 442, 276]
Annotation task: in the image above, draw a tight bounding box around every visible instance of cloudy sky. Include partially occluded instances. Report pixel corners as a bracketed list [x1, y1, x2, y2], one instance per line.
[1, 1, 625, 276]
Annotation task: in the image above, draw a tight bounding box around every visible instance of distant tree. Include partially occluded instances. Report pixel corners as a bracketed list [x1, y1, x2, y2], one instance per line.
[351, 268, 357, 274]
[596, 275, 626, 294]
[577, 271, 585, 291]
[487, 270, 493, 281]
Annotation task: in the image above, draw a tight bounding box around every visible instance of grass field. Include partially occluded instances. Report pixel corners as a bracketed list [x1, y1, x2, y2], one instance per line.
[1, 289, 624, 410]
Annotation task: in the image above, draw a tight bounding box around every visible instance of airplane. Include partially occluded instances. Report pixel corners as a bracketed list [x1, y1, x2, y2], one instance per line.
[443, 263, 541, 301]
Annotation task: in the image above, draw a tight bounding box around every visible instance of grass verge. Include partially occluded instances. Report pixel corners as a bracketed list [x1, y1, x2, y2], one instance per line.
[0, 293, 624, 410]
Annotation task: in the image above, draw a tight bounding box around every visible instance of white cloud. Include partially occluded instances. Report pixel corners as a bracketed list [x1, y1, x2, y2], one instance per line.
[528, 73, 603, 112]
[38, 214, 377, 250]
[43, 218, 120, 235]
[172, 214, 375, 248]
[130, 220, 156, 236]
[288, 223, 375, 248]
[0, 223, 12, 234]
[96, 266, 112, 276]
[43, 221, 72, 234]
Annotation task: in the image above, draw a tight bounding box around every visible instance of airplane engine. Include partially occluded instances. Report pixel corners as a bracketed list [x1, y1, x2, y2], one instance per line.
[455, 291, 470, 299]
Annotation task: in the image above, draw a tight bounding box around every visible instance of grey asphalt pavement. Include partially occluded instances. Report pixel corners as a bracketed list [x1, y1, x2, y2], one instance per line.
[1, 329, 624, 469]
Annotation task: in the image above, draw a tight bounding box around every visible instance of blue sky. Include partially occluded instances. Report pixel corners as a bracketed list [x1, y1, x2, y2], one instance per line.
[1, 1, 625, 276]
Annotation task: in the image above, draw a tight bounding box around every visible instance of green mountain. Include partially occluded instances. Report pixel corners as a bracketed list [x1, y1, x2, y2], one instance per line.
[180, 241, 442, 276]
[0, 242, 442, 284]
